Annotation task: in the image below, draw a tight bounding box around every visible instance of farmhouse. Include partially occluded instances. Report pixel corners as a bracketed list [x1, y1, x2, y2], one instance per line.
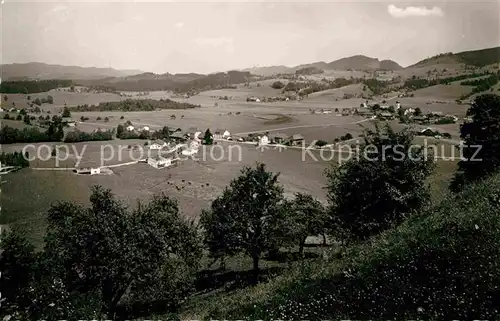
[187, 127, 202, 140]
[170, 131, 188, 142]
[214, 129, 231, 140]
[75, 167, 101, 175]
[147, 155, 174, 169]
[288, 134, 304, 146]
[378, 112, 394, 120]
[142, 126, 150, 131]
[62, 117, 76, 127]
[270, 133, 288, 144]
[126, 125, 135, 131]
[258, 135, 270, 146]
[149, 140, 167, 150]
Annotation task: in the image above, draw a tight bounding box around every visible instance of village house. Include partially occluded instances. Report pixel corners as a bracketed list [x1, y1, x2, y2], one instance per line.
[170, 131, 188, 142]
[258, 134, 270, 146]
[270, 133, 288, 144]
[142, 126, 150, 131]
[396, 102, 401, 109]
[149, 140, 168, 150]
[412, 116, 429, 124]
[147, 155, 174, 169]
[74, 161, 101, 175]
[341, 108, 351, 116]
[62, 117, 76, 127]
[214, 129, 231, 140]
[288, 134, 305, 146]
[404, 108, 416, 116]
[126, 125, 135, 131]
[378, 112, 394, 120]
[187, 127, 202, 140]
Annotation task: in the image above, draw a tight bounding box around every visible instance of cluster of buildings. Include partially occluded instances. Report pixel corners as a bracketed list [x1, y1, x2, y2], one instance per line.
[254, 133, 305, 147]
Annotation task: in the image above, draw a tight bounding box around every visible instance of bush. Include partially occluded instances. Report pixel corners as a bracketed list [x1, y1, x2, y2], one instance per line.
[315, 140, 328, 147]
[270, 81, 285, 90]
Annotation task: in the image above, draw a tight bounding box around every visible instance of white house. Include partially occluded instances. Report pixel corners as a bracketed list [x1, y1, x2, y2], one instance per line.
[149, 140, 167, 150]
[404, 108, 416, 116]
[222, 130, 231, 139]
[142, 126, 150, 131]
[90, 168, 101, 175]
[126, 125, 135, 131]
[147, 156, 173, 169]
[396, 102, 401, 109]
[258, 135, 270, 146]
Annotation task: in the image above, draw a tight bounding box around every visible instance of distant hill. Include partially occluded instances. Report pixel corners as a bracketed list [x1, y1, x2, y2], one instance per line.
[327, 55, 402, 71]
[295, 66, 325, 75]
[80, 70, 254, 92]
[409, 46, 500, 68]
[242, 65, 294, 77]
[243, 56, 402, 76]
[1, 62, 144, 81]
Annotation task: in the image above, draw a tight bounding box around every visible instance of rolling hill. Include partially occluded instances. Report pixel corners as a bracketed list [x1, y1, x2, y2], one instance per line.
[244, 56, 402, 76]
[327, 55, 402, 71]
[78, 70, 255, 92]
[1, 62, 144, 81]
[409, 46, 500, 68]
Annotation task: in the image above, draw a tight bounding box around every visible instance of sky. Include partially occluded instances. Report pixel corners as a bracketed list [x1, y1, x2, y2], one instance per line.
[1, 0, 499, 74]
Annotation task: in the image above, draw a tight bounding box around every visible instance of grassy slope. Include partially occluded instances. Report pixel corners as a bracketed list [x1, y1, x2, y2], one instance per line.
[177, 171, 500, 320]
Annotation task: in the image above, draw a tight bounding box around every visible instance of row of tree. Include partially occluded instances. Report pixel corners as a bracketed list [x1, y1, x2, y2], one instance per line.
[0, 80, 73, 93]
[63, 129, 114, 143]
[0, 123, 64, 144]
[72, 99, 200, 112]
[0, 151, 30, 168]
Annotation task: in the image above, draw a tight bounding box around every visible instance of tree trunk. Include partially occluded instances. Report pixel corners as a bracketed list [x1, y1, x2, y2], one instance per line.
[219, 255, 226, 271]
[252, 255, 260, 282]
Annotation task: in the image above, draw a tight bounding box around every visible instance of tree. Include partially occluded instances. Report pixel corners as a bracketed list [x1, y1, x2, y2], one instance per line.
[120, 116, 124, 120]
[201, 163, 284, 278]
[80, 116, 85, 122]
[47, 95, 54, 104]
[203, 129, 213, 145]
[315, 140, 328, 147]
[27, 95, 31, 100]
[4, 114, 10, 120]
[284, 193, 326, 256]
[23, 115, 31, 125]
[388, 105, 395, 113]
[414, 107, 422, 116]
[116, 124, 124, 138]
[104, 117, 109, 122]
[326, 124, 435, 242]
[270, 81, 285, 89]
[16, 114, 22, 121]
[4, 94, 8, 102]
[43, 186, 201, 316]
[451, 94, 500, 191]
[62, 107, 71, 118]
[200, 189, 240, 270]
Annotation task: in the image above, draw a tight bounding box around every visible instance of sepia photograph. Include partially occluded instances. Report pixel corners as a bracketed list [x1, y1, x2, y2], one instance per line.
[1, 0, 499, 320]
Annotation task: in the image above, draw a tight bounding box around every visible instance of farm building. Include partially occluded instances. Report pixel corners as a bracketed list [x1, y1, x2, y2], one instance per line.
[288, 134, 304, 146]
[170, 131, 188, 142]
[147, 155, 174, 169]
[378, 112, 394, 120]
[149, 140, 168, 150]
[75, 167, 101, 175]
[187, 127, 202, 140]
[270, 133, 288, 144]
[62, 117, 76, 127]
[142, 126, 150, 131]
[214, 129, 231, 140]
[126, 125, 135, 131]
[258, 135, 270, 146]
